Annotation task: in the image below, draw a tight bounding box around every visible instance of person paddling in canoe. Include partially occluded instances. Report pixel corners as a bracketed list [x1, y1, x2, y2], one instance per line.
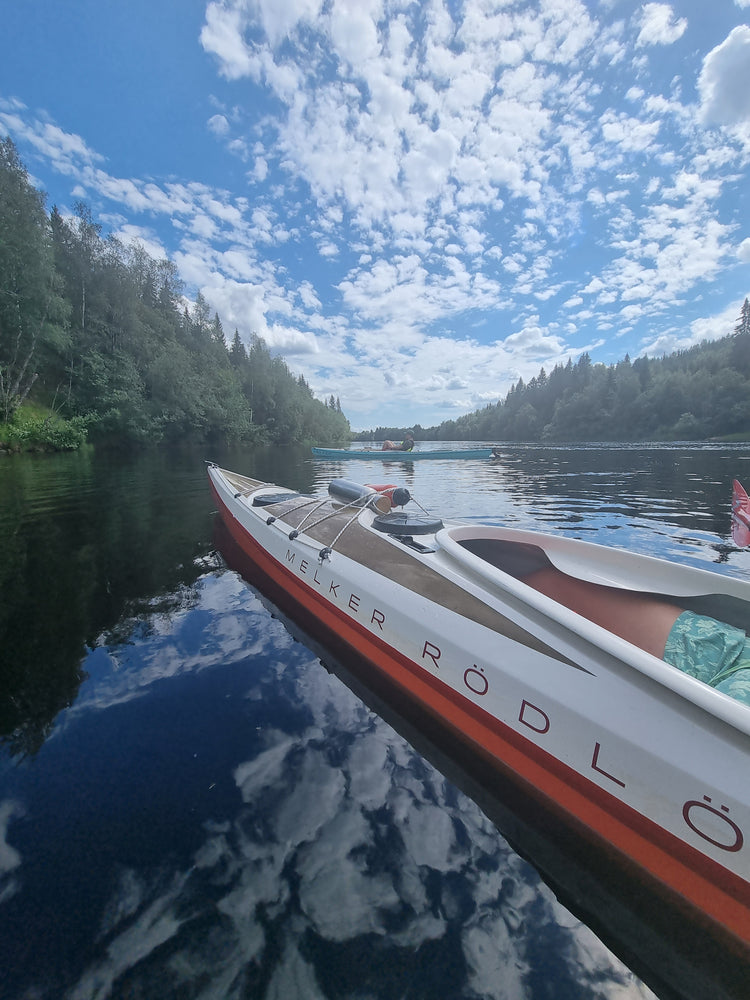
[382, 432, 415, 452]
[524, 565, 750, 704]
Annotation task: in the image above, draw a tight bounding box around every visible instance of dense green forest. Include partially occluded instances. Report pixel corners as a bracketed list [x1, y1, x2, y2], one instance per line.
[0, 136, 350, 450]
[356, 299, 750, 444]
[4, 134, 749, 452]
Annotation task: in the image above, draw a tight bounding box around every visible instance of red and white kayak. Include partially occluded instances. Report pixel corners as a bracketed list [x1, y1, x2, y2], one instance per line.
[207, 464, 750, 954]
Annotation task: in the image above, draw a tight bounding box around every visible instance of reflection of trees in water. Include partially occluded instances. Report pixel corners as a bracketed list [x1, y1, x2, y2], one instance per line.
[63, 604, 642, 1000]
[0, 449, 215, 757]
[0, 506, 92, 756]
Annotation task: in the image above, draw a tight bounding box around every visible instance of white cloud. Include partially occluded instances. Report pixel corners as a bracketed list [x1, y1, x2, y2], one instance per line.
[200, 2, 256, 81]
[641, 297, 746, 357]
[564, 295, 584, 309]
[738, 237, 750, 262]
[207, 113, 230, 136]
[252, 156, 269, 182]
[264, 323, 319, 354]
[600, 112, 661, 153]
[257, 0, 324, 49]
[698, 26, 750, 126]
[635, 4, 687, 47]
[0, 105, 103, 176]
[504, 322, 567, 358]
[113, 224, 167, 262]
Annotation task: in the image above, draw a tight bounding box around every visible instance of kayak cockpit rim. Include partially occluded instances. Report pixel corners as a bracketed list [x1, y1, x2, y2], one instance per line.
[436, 524, 750, 733]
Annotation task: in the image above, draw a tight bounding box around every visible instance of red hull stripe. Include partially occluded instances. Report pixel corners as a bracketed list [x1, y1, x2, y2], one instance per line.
[212, 485, 750, 947]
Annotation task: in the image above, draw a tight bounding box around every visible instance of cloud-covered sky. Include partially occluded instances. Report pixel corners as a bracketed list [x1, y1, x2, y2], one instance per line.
[2, 1, 750, 430]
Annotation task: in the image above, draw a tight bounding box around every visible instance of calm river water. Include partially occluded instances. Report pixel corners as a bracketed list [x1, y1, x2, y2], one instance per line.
[1, 442, 749, 1000]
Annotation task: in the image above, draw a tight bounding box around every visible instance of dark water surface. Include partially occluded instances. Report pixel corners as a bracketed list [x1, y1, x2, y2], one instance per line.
[1, 442, 749, 1000]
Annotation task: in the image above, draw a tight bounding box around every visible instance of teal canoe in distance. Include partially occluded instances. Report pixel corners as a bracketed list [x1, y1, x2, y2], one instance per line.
[311, 446, 495, 460]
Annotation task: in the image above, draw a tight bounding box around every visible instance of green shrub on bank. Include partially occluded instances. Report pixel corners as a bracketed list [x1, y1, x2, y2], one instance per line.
[0, 410, 88, 452]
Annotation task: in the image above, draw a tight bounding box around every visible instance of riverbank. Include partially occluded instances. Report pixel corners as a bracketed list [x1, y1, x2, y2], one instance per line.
[0, 404, 88, 453]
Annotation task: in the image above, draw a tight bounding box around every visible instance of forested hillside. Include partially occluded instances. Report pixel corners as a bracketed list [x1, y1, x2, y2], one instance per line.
[357, 300, 750, 444]
[0, 137, 349, 449]
[5, 133, 749, 452]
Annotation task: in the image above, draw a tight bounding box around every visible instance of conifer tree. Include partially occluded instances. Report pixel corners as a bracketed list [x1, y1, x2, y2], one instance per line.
[735, 298, 750, 337]
[732, 298, 750, 376]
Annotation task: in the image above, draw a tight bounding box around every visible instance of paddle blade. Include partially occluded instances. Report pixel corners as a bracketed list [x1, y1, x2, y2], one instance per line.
[731, 479, 750, 547]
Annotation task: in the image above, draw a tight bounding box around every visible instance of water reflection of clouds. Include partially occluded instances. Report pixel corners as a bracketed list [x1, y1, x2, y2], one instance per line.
[67, 572, 281, 719]
[62, 568, 654, 1000]
[0, 800, 23, 905]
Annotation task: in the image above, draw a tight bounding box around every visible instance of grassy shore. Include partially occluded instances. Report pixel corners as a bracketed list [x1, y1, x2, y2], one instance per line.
[0, 404, 88, 453]
[714, 431, 750, 442]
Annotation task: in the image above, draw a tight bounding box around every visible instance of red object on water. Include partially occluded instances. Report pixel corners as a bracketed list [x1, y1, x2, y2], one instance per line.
[731, 479, 750, 547]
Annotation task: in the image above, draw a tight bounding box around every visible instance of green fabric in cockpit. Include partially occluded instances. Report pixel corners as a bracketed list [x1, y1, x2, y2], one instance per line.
[665, 611, 750, 705]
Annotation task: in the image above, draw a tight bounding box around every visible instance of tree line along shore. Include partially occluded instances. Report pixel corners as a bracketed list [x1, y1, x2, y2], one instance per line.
[1, 136, 349, 453]
[3, 135, 749, 454]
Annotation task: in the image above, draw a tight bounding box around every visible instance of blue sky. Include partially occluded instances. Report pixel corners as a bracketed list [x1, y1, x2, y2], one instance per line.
[2, 1, 750, 431]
